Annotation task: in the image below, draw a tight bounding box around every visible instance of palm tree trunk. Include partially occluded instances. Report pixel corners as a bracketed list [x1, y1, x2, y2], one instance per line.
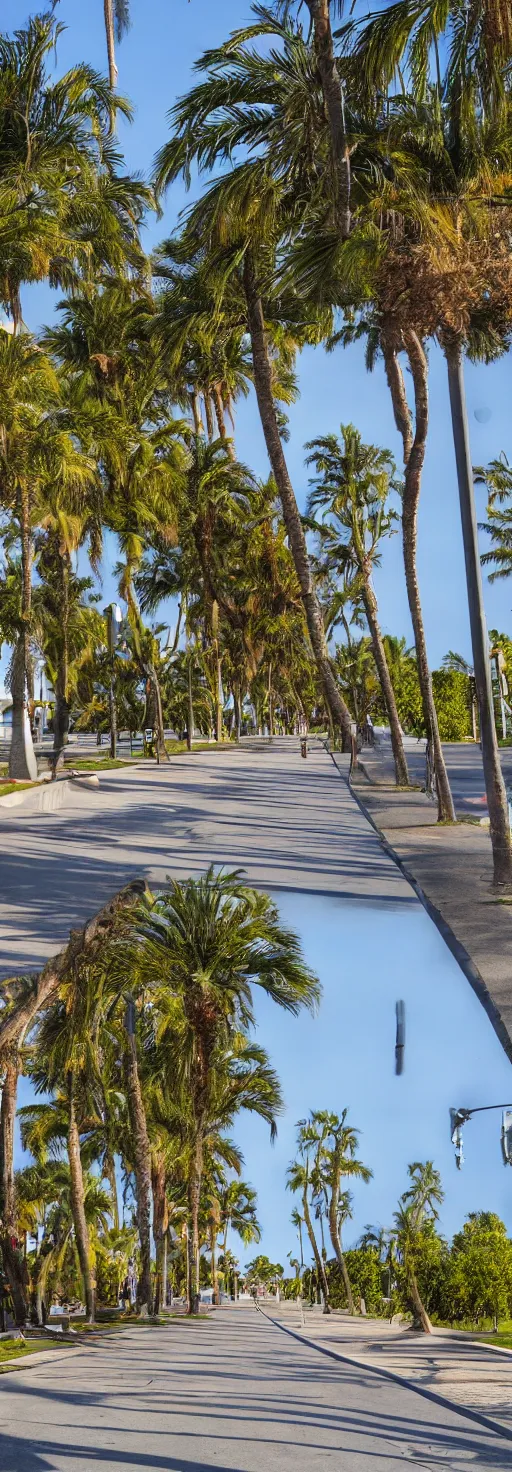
[124, 1001, 152, 1314]
[204, 393, 214, 442]
[145, 663, 168, 763]
[104, 1151, 120, 1233]
[212, 385, 236, 460]
[407, 1261, 432, 1333]
[9, 483, 37, 782]
[233, 684, 241, 742]
[152, 1157, 167, 1316]
[361, 583, 409, 785]
[188, 1129, 203, 1314]
[302, 1190, 331, 1314]
[445, 340, 512, 885]
[210, 1222, 219, 1305]
[187, 647, 194, 751]
[212, 601, 222, 742]
[53, 549, 71, 768]
[327, 1192, 355, 1316]
[103, 0, 118, 86]
[385, 334, 455, 821]
[243, 251, 353, 749]
[0, 1046, 28, 1325]
[67, 1074, 95, 1323]
[305, 1, 351, 237]
[162, 1228, 168, 1309]
[190, 392, 203, 435]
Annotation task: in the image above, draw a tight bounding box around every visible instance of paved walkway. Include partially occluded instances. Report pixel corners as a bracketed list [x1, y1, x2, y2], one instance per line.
[349, 765, 512, 1060]
[0, 737, 415, 977]
[0, 1311, 510, 1470]
[268, 1302, 512, 1435]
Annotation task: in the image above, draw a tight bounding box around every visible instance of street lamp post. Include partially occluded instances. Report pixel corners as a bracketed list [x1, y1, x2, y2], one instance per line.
[450, 1102, 512, 1169]
[103, 604, 122, 759]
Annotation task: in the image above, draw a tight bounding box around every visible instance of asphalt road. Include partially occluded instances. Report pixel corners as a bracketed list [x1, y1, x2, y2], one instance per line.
[371, 736, 512, 815]
[0, 1311, 509, 1472]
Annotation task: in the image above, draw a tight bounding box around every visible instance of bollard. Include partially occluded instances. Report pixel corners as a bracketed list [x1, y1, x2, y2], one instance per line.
[300, 738, 307, 759]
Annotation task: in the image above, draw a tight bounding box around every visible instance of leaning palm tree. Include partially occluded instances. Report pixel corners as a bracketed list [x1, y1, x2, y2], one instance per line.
[394, 1161, 444, 1334]
[306, 425, 409, 785]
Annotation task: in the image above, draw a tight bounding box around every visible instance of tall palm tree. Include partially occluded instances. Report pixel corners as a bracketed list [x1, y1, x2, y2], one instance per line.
[287, 1152, 331, 1313]
[306, 425, 409, 785]
[103, 0, 131, 88]
[0, 335, 60, 780]
[115, 868, 320, 1311]
[309, 1108, 373, 1315]
[344, 8, 512, 879]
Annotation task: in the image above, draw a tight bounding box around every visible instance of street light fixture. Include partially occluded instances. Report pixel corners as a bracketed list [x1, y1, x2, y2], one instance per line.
[450, 1102, 512, 1169]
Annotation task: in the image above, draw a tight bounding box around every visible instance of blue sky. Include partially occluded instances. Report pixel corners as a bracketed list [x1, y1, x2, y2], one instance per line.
[3, 0, 512, 678]
[231, 890, 512, 1266]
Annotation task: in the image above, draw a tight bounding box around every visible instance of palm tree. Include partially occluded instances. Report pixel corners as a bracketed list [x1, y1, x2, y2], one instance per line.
[0, 14, 148, 328]
[103, 0, 131, 88]
[218, 1181, 261, 1260]
[344, 9, 512, 879]
[310, 1108, 373, 1315]
[287, 1152, 331, 1313]
[394, 1161, 444, 1334]
[290, 1206, 305, 1271]
[275, 1, 351, 237]
[16, 1160, 112, 1325]
[24, 999, 103, 1323]
[306, 425, 409, 785]
[115, 868, 320, 1312]
[154, 95, 355, 747]
[0, 335, 59, 779]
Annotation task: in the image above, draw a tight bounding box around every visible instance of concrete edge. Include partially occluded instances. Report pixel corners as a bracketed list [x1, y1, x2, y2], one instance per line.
[0, 1345, 85, 1376]
[260, 1309, 512, 1445]
[327, 749, 512, 1065]
[0, 777, 100, 817]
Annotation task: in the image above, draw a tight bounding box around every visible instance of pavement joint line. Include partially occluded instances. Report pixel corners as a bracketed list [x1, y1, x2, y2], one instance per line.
[260, 1309, 512, 1445]
[326, 751, 512, 1065]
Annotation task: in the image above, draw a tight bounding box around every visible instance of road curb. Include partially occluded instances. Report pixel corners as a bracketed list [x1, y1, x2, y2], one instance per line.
[0, 1345, 85, 1376]
[260, 1309, 512, 1445]
[327, 751, 512, 1065]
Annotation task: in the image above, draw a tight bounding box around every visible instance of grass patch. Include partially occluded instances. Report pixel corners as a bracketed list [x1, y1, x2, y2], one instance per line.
[0, 1338, 57, 1366]
[165, 740, 234, 756]
[63, 757, 139, 772]
[482, 1332, 512, 1349]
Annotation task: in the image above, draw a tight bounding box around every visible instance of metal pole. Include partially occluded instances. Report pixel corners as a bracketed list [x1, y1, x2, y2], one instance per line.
[110, 660, 117, 761]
